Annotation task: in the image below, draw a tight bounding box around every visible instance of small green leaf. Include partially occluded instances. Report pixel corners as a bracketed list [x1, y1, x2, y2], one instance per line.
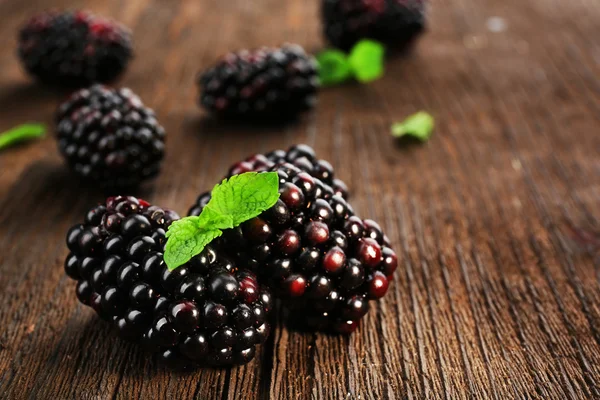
[391, 111, 435, 141]
[197, 206, 234, 230]
[0, 124, 46, 151]
[206, 172, 280, 227]
[316, 50, 353, 86]
[164, 217, 222, 271]
[348, 40, 385, 83]
[164, 172, 280, 270]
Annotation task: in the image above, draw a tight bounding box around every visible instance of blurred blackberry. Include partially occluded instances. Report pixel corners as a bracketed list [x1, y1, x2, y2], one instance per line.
[56, 85, 165, 188]
[198, 44, 319, 120]
[18, 10, 132, 86]
[64, 196, 273, 368]
[189, 147, 397, 334]
[322, 0, 426, 51]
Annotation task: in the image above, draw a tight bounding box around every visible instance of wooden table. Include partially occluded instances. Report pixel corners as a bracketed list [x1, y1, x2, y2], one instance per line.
[1, 0, 599, 398]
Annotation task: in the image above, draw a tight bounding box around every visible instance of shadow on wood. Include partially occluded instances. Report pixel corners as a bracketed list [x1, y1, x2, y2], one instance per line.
[0, 161, 103, 225]
[0, 81, 66, 124]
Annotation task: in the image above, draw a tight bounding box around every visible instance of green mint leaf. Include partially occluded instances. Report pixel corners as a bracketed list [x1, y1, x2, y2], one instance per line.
[0, 124, 46, 151]
[205, 172, 280, 227]
[164, 217, 223, 270]
[316, 50, 353, 86]
[164, 172, 280, 270]
[391, 111, 435, 141]
[197, 206, 235, 230]
[348, 40, 385, 83]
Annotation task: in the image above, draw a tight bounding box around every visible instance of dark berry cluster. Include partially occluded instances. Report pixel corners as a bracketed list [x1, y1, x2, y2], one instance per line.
[18, 10, 132, 86]
[199, 144, 350, 202]
[56, 85, 165, 188]
[65, 196, 272, 367]
[198, 45, 319, 119]
[322, 0, 426, 51]
[189, 145, 397, 334]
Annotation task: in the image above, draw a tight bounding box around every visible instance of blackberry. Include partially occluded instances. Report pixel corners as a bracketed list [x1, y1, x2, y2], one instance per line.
[188, 149, 397, 334]
[198, 44, 319, 120]
[65, 196, 272, 368]
[322, 0, 426, 51]
[56, 85, 165, 188]
[18, 10, 132, 86]
[190, 144, 350, 205]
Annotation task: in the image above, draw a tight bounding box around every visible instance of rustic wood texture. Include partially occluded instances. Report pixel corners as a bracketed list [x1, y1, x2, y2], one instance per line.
[0, 0, 599, 398]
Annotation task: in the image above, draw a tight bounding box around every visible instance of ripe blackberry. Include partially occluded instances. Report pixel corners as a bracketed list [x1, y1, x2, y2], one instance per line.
[18, 10, 132, 86]
[322, 0, 426, 51]
[65, 196, 272, 367]
[191, 144, 350, 203]
[56, 85, 165, 188]
[198, 44, 319, 120]
[188, 152, 396, 334]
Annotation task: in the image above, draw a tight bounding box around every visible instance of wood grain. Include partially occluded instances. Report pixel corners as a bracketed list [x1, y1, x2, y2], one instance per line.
[1, 0, 599, 398]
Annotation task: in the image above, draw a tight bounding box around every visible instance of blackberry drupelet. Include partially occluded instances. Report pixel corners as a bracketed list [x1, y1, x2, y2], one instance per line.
[18, 10, 132, 86]
[188, 147, 397, 334]
[56, 85, 165, 188]
[198, 44, 319, 120]
[65, 196, 273, 367]
[322, 0, 426, 51]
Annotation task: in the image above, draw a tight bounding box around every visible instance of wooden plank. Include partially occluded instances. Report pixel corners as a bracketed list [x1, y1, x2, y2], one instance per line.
[0, 0, 599, 398]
